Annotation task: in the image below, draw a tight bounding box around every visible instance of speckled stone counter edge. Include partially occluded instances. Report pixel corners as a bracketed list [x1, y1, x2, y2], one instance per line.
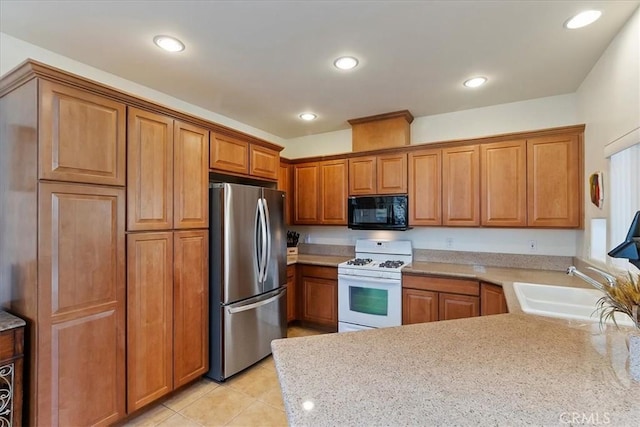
[0, 310, 26, 332]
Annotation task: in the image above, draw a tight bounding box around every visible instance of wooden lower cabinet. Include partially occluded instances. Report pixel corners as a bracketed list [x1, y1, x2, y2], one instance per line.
[127, 232, 174, 412]
[173, 230, 209, 388]
[402, 274, 481, 323]
[402, 288, 438, 324]
[127, 230, 209, 413]
[0, 320, 25, 427]
[481, 282, 508, 316]
[439, 293, 480, 320]
[299, 265, 337, 330]
[286, 265, 297, 323]
[38, 182, 126, 426]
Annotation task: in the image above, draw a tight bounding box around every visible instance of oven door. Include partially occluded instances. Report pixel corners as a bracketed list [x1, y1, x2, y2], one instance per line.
[338, 274, 402, 328]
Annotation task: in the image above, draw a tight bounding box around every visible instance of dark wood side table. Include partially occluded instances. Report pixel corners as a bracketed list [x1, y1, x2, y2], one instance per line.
[0, 311, 26, 427]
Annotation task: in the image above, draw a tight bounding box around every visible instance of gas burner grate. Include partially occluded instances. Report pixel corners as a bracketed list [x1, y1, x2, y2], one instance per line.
[347, 258, 373, 266]
[379, 260, 405, 269]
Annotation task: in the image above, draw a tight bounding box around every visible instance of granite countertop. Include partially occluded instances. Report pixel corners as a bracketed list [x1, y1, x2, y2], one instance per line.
[273, 314, 639, 426]
[0, 310, 26, 332]
[272, 260, 640, 426]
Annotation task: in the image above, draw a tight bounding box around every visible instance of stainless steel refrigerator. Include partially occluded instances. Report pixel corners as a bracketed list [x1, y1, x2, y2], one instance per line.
[206, 183, 287, 381]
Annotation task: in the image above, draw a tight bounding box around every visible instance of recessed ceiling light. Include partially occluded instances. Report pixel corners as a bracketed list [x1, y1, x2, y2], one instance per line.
[333, 56, 359, 70]
[463, 77, 487, 88]
[565, 10, 602, 29]
[299, 113, 317, 121]
[153, 35, 185, 52]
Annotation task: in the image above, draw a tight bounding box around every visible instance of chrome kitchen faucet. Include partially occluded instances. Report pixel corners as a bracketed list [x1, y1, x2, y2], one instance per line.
[566, 266, 617, 291]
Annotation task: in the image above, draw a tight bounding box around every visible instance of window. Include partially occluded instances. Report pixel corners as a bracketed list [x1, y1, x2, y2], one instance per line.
[609, 142, 640, 272]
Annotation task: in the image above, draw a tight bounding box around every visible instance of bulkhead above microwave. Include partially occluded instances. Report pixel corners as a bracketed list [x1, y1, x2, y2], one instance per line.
[348, 195, 410, 230]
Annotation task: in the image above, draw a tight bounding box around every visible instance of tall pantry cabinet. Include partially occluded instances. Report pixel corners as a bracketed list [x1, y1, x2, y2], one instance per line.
[0, 61, 209, 425]
[126, 107, 209, 412]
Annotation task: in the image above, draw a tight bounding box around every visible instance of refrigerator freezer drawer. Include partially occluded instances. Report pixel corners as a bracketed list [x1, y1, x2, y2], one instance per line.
[216, 288, 286, 381]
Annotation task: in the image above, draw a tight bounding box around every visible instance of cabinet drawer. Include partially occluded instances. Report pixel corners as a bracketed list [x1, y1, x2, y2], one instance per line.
[403, 274, 479, 296]
[287, 265, 296, 279]
[300, 265, 337, 280]
[0, 330, 16, 360]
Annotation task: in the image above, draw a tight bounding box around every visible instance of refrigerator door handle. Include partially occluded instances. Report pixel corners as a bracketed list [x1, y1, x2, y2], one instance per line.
[257, 198, 268, 283]
[262, 197, 272, 282]
[255, 198, 263, 281]
[226, 290, 285, 314]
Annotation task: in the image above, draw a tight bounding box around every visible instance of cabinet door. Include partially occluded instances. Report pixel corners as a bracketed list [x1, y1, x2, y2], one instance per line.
[408, 149, 442, 225]
[39, 80, 126, 186]
[294, 163, 320, 224]
[127, 108, 174, 231]
[126, 232, 173, 412]
[174, 121, 209, 229]
[320, 159, 348, 224]
[402, 288, 438, 324]
[278, 163, 291, 225]
[286, 265, 296, 323]
[348, 156, 377, 195]
[250, 145, 279, 180]
[38, 182, 125, 426]
[210, 133, 249, 174]
[439, 293, 480, 321]
[174, 230, 209, 388]
[377, 153, 407, 194]
[442, 145, 480, 226]
[481, 140, 527, 227]
[480, 283, 508, 316]
[527, 134, 581, 227]
[301, 276, 337, 328]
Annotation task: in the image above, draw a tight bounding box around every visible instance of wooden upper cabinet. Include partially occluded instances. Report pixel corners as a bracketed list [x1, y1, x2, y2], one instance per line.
[442, 145, 480, 226]
[126, 232, 173, 412]
[349, 154, 407, 195]
[480, 283, 508, 316]
[210, 133, 249, 174]
[377, 153, 407, 194]
[127, 108, 174, 231]
[481, 140, 527, 227]
[250, 144, 279, 180]
[39, 80, 126, 186]
[174, 121, 209, 229]
[38, 182, 126, 426]
[173, 230, 209, 388]
[527, 134, 581, 227]
[409, 149, 442, 226]
[294, 162, 320, 224]
[320, 159, 348, 224]
[349, 156, 377, 195]
[278, 163, 292, 225]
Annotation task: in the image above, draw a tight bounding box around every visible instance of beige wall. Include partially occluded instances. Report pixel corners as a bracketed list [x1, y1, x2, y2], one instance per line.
[576, 6, 640, 264]
[282, 94, 578, 159]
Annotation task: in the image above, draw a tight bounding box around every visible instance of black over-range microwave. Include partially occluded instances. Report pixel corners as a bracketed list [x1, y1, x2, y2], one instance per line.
[347, 195, 410, 230]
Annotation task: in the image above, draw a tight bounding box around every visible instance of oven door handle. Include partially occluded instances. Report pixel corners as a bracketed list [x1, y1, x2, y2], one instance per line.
[338, 274, 400, 286]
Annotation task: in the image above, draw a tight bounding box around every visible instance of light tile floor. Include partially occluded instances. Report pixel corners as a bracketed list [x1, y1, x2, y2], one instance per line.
[124, 326, 324, 427]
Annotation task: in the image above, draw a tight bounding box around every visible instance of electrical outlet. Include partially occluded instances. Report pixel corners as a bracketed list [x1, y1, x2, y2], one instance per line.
[528, 240, 537, 252]
[445, 237, 454, 249]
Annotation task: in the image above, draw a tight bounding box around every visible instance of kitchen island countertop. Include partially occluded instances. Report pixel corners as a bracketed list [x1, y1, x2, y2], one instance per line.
[273, 259, 640, 425]
[273, 312, 639, 426]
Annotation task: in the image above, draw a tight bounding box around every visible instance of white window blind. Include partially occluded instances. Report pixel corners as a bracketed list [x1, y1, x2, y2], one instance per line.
[609, 143, 640, 272]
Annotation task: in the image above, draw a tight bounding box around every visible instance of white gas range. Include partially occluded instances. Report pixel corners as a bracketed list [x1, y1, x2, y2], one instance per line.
[337, 240, 412, 332]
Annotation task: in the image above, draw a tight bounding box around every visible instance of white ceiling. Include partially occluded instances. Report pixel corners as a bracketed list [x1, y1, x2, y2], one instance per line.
[1, 1, 638, 139]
